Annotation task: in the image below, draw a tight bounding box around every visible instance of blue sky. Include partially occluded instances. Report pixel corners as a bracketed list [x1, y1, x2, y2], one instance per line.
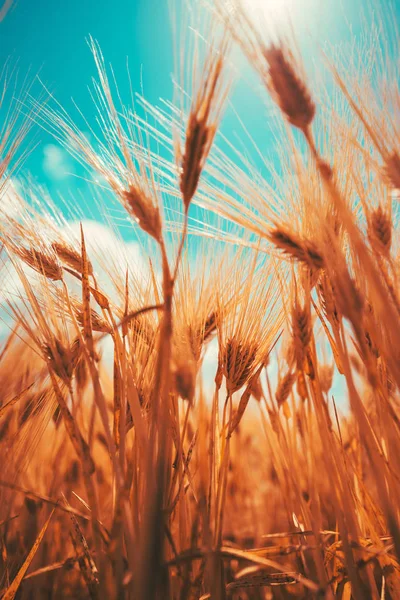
[1, 0, 399, 232]
[1, 0, 174, 224]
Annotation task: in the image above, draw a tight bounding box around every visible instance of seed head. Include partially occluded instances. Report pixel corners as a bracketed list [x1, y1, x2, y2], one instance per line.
[264, 45, 315, 132]
[76, 307, 112, 333]
[223, 338, 259, 394]
[179, 45, 227, 210]
[18, 247, 62, 281]
[269, 227, 324, 270]
[292, 302, 311, 371]
[317, 273, 339, 324]
[52, 241, 93, 276]
[174, 362, 196, 403]
[276, 371, 296, 407]
[90, 287, 110, 309]
[123, 185, 162, 242]
[180, 114, 214, 210]
[368, 206, 392, 256]
[384, 151, 400, 190]
[44, 337, 81, 383]
[334, 271, 364, 322]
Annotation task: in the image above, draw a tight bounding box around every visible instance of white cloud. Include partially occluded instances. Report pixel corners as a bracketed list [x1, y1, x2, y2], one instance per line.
[43, 144, 74, 181]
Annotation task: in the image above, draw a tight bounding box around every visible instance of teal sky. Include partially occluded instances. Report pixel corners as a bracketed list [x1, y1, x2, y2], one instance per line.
[1, 0, 174, 225]
[1, 0, 399, 233]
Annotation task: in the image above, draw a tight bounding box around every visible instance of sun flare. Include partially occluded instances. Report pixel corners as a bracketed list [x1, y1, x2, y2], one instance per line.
[240, 0, 315, 33]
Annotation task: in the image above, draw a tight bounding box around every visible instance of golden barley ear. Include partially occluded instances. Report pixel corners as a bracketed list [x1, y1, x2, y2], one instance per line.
[17, 247, 63, 281]
[317, 273, 339, 324]
[223, 338, 259, 394]
[264, 45, 315, 132]
[90, 286, 110, 310]
[292, 299, 312, 372]
[368, 206, 392, 256]
[269, 226, 324, 270]
[174, 362, 195, 403]
[52, 240, 94, 276]
[123, 185, 162, 242]
[276, 371, 296, 407]
[76, 307, 112, 333]
[179, 36, 229, 211]
[179, 115, 214, 210]
[203, 311, 217, 342]
[43, 337, 79, 384]
[384, 151, 400, 191]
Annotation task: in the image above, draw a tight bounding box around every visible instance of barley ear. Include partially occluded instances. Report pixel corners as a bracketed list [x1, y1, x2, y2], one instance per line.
[264, 45, 315, 132]
[123, 185, 162, 242]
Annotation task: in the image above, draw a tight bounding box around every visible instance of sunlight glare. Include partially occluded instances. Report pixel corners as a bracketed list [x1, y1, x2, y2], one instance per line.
[241, 0, 315, 34]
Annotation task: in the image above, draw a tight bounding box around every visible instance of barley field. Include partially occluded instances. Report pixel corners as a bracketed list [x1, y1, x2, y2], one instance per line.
[1, 0, 400, 598]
